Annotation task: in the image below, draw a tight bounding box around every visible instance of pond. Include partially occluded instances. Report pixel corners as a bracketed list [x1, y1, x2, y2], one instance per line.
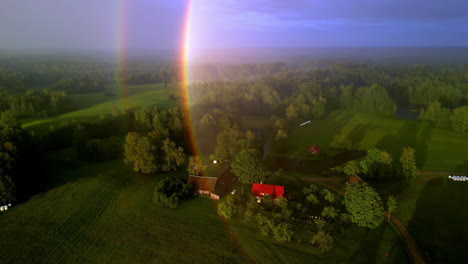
[395, 105, 419, 120]
[273, 150, 366, 174]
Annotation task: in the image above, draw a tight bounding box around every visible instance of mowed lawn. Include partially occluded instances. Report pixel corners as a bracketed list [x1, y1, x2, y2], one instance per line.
[0, 154, 410, 264]
[21, 83, 180, 134]
[0, 160, 248, 264]
[400, 176, 468, 263]
[285, 111, 468, 172]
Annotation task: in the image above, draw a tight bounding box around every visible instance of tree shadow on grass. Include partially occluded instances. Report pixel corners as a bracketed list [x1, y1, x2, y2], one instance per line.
[455, 159, 468, 173]
[347, 226, 386, 264]
[347, 124, 369, 148]
[406, 177, 468, 263]
[376, 121, 432, 168]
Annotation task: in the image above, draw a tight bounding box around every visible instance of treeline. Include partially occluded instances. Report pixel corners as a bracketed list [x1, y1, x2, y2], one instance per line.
[0, 89, 75, 118]
[0, 111, 38, 202]
[0, 58, 179, 94]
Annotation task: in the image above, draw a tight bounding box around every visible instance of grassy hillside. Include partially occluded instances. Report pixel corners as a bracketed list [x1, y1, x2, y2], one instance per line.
[0, 160, 247, 263]
[0, 154, 409, 263]
[285, 111, 468, 172]
[21, 83, 179, 134]
[387, 174, 468, 263]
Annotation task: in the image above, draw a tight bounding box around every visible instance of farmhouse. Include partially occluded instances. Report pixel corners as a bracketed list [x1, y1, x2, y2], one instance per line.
[251, 183, 285, 201]
[187, 175, 217, 196]
[308, 144, 321, 155]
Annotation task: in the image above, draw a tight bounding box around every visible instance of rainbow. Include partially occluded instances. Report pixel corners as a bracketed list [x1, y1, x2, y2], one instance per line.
[116, 0, 200, 155]
[180, 0, 200, 157]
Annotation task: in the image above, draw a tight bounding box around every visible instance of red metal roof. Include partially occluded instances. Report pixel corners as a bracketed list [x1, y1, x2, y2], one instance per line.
[308, 144, 320, 153]
[251, 183, 285, 199]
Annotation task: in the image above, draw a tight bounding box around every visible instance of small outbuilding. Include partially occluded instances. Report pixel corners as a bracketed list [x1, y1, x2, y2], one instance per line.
[308, 144, 321, 155]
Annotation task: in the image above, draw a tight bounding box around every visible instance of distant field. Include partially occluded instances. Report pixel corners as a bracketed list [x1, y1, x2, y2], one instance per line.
[285, 111, 468, 172]
[21, 83, 180, 134]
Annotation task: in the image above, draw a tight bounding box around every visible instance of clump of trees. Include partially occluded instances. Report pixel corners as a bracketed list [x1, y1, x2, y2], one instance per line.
[343, 147, 417, 181]
[123, 132, 184, 174]
[217, 182, 354, 252]
[451, 106, 468, 133]
[344, 182, 384, 229]
[0, 89, 75, 118]
[153, 178, 194, 208]
[123, 106, 186, 174]
[343, 84, 396, 116]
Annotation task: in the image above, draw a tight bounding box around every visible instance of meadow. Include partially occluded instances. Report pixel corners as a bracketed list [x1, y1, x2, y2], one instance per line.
[0, 157, 248, 263]
[403, 176, 468, 263]
[21, 83, 179, 135]
[284, 111, 468, 172]
[0, 153, 409, 264]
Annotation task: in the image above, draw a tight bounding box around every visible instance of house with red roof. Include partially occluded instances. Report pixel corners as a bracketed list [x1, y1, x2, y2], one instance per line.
[251, 183, 285, 201]
[308, 144, 320, 155]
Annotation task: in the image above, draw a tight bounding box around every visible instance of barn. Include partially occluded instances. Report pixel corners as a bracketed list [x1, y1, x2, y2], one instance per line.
[187, 175, 218, 196]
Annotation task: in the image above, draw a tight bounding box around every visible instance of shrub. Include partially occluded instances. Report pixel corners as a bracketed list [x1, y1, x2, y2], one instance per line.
[153, 178, 194, 208]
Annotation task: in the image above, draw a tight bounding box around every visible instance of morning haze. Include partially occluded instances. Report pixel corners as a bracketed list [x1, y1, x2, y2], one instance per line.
[0, 1, 467, 264]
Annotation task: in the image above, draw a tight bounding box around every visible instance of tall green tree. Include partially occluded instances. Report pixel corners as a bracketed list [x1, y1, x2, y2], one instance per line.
[161, 138, 185, 172]
[123, 132, 157, 174]
[231, 148, 267, 184]
[418, 101, 443, 125]
[344, 182, 384, 229]
[451, 105, 468, 133]
[400, 147, 417, 179]
[213, 126, 242, 163]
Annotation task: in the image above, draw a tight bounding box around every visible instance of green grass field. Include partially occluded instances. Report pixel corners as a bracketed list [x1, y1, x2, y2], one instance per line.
[0, 159, 248, 263]
[285, 111, 468, 172]
[403, 176, 468, 263]
[21, 83, 179, 134]
[0, 152, 409, 263]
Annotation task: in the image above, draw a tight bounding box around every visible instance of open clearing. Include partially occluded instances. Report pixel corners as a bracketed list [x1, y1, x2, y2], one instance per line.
[403, 176, 468, 263]
[21, 83, 179, 134]
[285, 111, 468, 172]
[0, 156, 409, 264]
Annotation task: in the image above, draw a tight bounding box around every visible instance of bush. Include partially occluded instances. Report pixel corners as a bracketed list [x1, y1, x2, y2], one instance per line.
[153, 178, 194, 208]
[272, 222, 293, 242]
[217, 200, 235, 219]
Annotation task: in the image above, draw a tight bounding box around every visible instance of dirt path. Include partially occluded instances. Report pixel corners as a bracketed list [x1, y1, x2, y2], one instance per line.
[385, 213, 426, 264]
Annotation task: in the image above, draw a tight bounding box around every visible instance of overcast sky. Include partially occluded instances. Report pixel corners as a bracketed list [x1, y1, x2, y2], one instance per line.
[0, 0, 467, 52]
